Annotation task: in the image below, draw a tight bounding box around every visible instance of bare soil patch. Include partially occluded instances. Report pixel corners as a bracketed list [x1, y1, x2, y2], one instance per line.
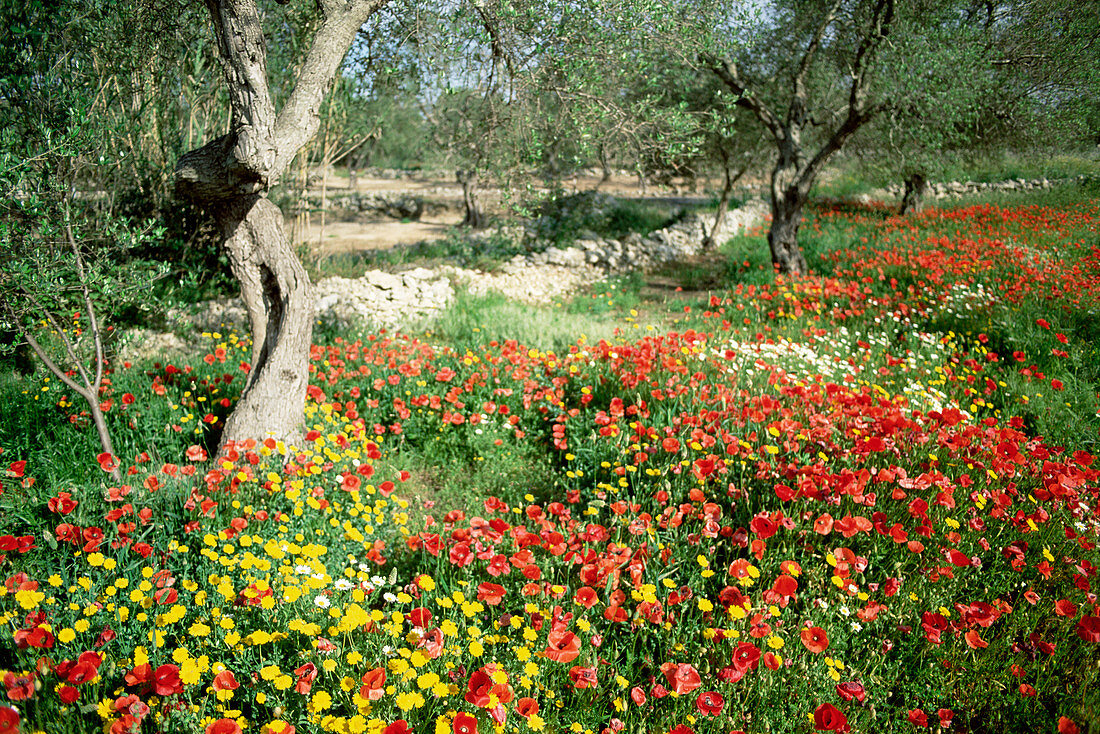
[294, 171, 765, 256]
[297, 212, 462, 254]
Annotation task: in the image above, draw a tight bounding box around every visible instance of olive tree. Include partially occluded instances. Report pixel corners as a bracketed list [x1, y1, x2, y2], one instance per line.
[173, 0, 390, 447]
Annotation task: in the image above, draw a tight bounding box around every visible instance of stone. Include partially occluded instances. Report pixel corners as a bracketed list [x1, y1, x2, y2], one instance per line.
[364, 271, 402, 290]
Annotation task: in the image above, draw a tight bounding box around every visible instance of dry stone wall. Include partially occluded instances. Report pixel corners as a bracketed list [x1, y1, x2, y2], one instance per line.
[874, 174, 1097, 203]
[173, 199, 768, 334]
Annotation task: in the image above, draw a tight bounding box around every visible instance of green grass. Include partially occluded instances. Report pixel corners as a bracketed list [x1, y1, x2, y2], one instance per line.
[420, 288, 632, 355]
[3, 185, 1099, 734]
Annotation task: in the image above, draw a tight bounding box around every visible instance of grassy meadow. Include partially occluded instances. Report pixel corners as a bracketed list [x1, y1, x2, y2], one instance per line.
[1, 185, 1099, 734]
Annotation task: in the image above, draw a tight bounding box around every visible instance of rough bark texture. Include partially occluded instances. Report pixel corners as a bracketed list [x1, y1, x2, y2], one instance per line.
[769, 189, 809, 276]
[900, 172, 928, 215]
[215, 197, 313, 445]
[457, 169, 485, 229]
[175, 0, 386, 448]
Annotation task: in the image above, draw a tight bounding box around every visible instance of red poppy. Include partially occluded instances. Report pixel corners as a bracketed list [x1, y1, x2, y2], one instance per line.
[360, 668, 386, 701]
[908, 709, 929, 727]
[573, 586, 599, 608]
[419, 628, 444, 659]
[47, 492, 77, 515]
[55, 524, 79, 544]
[3, 672, 34, 701]
[0, 706, 19, 734]
[153, 664, 182, 696]
[515, 697, 539, 718]
[800, 626, 829, 653]
[964, 629, 988, 649]
[294, 662, 318, 694]
[569, 666, 598, 689]
[66, 661, 98, 685]
[465, 665, 513, 707]
[835, 681, 865, 703]
[25, 626, 54, 649]
[1059, 717, 1081, 734]
[94, 626, 116, 648]
[97, 453, 119, 473]
[732, 641, 761, 671]
[695, 690, 724, 715]
[1054, 599, 1077, 617]
[124, 664, 152, 687]
[1077, 615, 1100, 643]
[384, 721, 412, 734]
[452, 712, 478, 734]
[213, 671, 239, 691]
[206, 719, 243, 734]
[476, 582, 506, 606]
[81, 526, 104, 552]
[408, 607, 432, 628]
[544, 629, 581, 663]
[813, 703, 850, 732]
[630, 686, 647, 706]
[603, 605, 629, 623]
[660, 662, 701, 695]
[154, 588, 178, 605]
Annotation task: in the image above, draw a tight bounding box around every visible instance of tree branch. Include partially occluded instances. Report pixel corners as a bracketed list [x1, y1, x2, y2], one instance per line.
[707, 56, 784, 141]
[791, 0, 841, 126]
[17, 328, 92, 402]
[203, 0, 278, 182]
[64, 203, 105, 392]
[848, 0, 896, 116]
[271, 0, 389, 177]
[20, 285, 92, 391]
[794, 0, 896, 195]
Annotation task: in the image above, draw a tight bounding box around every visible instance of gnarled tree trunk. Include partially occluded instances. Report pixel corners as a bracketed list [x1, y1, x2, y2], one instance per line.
[768, 159, 809, 275]
[900, 172, 928, 215]
[175, 0, 385, 448]
[215, 196, 313, 445]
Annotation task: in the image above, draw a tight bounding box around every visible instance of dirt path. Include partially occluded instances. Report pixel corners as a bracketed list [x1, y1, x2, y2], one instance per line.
[298, 212, 463, 254]
[295, 171, 766, 255]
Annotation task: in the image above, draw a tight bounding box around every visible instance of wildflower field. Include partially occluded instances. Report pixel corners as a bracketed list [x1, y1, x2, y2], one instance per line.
[2, 192, 1099, 734]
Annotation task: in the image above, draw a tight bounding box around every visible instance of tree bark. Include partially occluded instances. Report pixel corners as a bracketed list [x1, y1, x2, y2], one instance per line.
[768, 189, 809, 276]
[900, 172, 927, 214]
[175, 0, 384, 448]
[595, 144, 612, 191]
[457, 169, 485, 229]
[214, 196, 313, 446]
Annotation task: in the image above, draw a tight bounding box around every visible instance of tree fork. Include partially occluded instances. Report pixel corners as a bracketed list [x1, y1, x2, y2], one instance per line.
[176, 0, 387, 449]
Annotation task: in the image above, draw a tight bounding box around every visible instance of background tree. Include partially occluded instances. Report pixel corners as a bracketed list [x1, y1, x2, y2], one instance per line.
[847, 0, 1100, 214]
[703, 0, 901, 274]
